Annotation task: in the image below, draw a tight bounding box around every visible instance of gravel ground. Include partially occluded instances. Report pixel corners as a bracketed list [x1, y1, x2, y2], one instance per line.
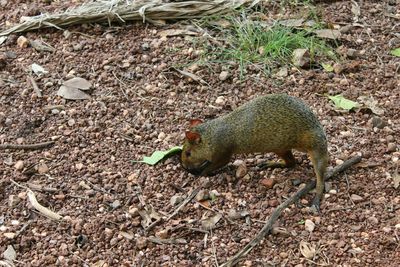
[1, 1, 399, 266]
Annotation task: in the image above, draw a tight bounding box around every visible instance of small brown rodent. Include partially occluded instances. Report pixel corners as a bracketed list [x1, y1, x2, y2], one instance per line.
[181, 94, 328, 210]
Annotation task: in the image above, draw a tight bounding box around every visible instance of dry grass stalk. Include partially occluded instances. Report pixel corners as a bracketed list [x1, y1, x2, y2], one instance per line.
[0, 0, 260, 36]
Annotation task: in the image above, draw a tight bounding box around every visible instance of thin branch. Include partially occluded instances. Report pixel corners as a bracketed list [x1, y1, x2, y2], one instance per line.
[0, 141, 55, 150]
[28, 75, 42, 97]
[166, 185, 202, 221]
[220, 155, 362, 267]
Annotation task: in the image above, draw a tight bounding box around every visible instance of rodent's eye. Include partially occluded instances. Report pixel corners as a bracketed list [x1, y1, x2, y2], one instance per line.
[185, 151, 191, 157]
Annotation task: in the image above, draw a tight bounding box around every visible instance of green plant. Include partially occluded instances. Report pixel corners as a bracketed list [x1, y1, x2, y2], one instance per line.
[208, 16, 335, 76]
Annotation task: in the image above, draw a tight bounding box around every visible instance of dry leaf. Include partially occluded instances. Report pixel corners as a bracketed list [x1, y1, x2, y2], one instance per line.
[3, 245, 16, 261]
[351, 0, 361, 22]
[63, 77, 92, 90]
[393, 169, 400, 189]
[292, 48, 310, 68]
[27, 189, 62, 220]
[227, 209, 249, 220]
[314, 29, 341, 39]
[57, 85, 90, 100]
[271, 227, 290, 236]
[0, 36, 7, 46]
[0, 260, 14, 267]
[201, 213, 222, 230]
[159, 29, 198, 37]
[358, 96, 385, 116]
[279, 18, 304, 27]
[176, 69, 208, 85]
[91, 260, 106, 267]
[212, 19, 232, 28]
[299, 241, 316, 259]
[305, 219, 315, 232]
[30, 39, 55, 52]
[355, 161, 381, 168]
[119, 231, 134, 240]
[31, 63, 48, 75]
[139, 206, 161, 228]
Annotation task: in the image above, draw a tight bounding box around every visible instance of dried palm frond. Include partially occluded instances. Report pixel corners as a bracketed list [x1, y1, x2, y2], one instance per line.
[0, 0, 260, 36]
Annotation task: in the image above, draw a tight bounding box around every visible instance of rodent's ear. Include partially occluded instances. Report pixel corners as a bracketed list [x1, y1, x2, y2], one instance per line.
[185, 131, 201, 144]
[189, 119, 203, 127]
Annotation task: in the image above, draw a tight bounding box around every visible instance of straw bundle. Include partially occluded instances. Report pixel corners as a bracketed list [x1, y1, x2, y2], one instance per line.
[0, 0, 260, 36]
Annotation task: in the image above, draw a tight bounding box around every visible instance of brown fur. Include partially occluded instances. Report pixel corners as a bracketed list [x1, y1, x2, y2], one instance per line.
[181, 94, 328, 209]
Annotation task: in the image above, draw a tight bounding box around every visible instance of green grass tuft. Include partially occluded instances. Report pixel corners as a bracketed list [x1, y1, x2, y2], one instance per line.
[208, 17, 336, 76]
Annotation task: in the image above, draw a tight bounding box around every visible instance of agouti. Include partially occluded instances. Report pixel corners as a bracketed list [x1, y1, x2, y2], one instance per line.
[181, 94, 328, 209]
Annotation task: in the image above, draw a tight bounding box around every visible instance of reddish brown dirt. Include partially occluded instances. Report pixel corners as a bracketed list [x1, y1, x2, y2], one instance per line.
[1, 1, 399, 266]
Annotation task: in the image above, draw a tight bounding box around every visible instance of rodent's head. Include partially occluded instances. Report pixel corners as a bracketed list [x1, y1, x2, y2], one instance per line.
[181, 119, 214, 176]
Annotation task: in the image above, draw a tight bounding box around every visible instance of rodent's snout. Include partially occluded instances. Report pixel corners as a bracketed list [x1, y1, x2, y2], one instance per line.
[181, 160, 212, 176]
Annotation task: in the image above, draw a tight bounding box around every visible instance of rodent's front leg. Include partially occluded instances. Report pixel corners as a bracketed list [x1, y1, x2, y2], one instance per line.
[257, 150, 296, 169]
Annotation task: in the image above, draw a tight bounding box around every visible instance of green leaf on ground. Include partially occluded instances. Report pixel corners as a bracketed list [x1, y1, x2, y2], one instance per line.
[390, 48, 400, 57]
[321, 63, 334, 72]
[328, 94, 359, 111]
[133, 146, 182, 165]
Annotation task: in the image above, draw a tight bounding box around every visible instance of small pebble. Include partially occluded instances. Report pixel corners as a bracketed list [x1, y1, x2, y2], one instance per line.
[260, 178, 276, 189]
[386, 135, 394, 143]
[367, 216, 379, 225]
[17, 36, 29, 48]
[387, 143, 397, 153]
[68, 119, 75, 126]
[136, 237, 148, 250]
[170, 195, 184, 206]
[196, 189, 210, 202]
[3, 232, 16, 239]
[235, 163, 247, 178]
[232, 159, 244, 166]
[37, 163, 49, 174]
[128, 207, 139, 217]
[268, 199, 279, 207]
[305, 219, 315, 232]
[219, 71, 230, 81]
[157, 132, 166, 140]
[156, 229, 169, 239]
[14, 160, 24, 170]
[351, 194, 364, 203]
[215, 96, 226, 106]
[339, 79, 349, 86]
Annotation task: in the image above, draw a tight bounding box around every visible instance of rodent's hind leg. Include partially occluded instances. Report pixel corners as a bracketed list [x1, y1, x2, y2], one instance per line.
[257, 150, 296, 169]
[309, 149, 328, 212]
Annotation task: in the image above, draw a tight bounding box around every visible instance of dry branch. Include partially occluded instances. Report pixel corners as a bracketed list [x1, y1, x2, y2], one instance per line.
[0, 141, 55, 150]
[0, 0, 260, 36]
[27, 190, 63, 220]
[167, 185, 202, 221]
[221, 155, 362, 267]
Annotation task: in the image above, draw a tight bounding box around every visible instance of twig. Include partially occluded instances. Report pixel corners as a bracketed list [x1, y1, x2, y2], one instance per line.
[220, 155, 362, 267]
[10, 179, 62, 220]
[148, 236, 187, 245]
[210, 229, 220, 267]
[28, 75, 42, 97]
[0, 141, 55, 150]
[186, 227, 210, 234]
[15, 221, 31, 237]
[166, 185, 202, 221]
[43, 105, 65, 110]
[27, 183, 58, 193]
[112, 71, 129, 100]
[145, 218, 163, 232]
[27, 190, 62, 220]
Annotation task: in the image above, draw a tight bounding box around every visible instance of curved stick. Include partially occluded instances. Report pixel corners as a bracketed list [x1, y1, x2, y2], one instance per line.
[221, 155, 362, 267]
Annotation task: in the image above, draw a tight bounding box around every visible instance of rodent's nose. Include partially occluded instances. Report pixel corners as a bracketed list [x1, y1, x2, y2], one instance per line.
[187, 168, 203, 176]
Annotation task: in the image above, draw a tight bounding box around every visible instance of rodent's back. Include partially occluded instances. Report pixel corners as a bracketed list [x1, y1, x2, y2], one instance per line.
[199, 94, 326, 154]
